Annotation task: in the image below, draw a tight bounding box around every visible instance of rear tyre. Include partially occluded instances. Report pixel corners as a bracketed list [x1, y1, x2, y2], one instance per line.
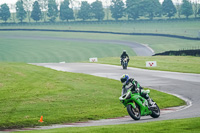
[127, 104, 141, 120]
[150, 103, 160, 118]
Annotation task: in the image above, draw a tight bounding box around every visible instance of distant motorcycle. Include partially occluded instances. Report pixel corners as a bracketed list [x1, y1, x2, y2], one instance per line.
[121, 58, 128, 69]
[119, 89, 160, 120]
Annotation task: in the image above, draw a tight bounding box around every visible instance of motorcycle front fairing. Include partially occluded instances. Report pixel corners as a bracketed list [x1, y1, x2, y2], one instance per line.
[119, 90, 152, 116]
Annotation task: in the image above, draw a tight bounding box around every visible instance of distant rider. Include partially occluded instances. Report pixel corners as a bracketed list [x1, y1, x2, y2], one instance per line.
[120, 50, 129, 65]
[120, 74, 155, 108]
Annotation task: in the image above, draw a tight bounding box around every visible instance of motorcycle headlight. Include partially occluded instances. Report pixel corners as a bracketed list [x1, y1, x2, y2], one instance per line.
[126, 93, 131, 99]
[122, 94, 126, 98]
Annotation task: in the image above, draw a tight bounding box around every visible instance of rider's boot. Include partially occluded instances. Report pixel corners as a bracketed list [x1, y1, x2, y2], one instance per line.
[147, 98, 156, 109]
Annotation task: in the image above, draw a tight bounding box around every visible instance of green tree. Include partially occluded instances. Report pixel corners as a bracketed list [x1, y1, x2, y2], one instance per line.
[110, 0, 125, 21]
[69, 0, 81, 21]
[198, 8, 200, 17]
[181, 0, 193, 19]
[192, 1, 199, 18]
[47, 0, 58, 22]
[91, 0, 105, 21]
[176, 0, 182, 18]
[0, 3, 11, 22]
[16, 0, 27, 23]
[23, 0, 33, 22]
[10, 4, 16, 22]
[162, 0, 177, 19]
[126, 0, 140, 20]
[60, 0, 74, 21]
[38, 0, 48, 22]
[78, 1, 91, 21]
[105, 0, 111, 20]
[31, 1, 42, 22]
[140, 0, 162, 20]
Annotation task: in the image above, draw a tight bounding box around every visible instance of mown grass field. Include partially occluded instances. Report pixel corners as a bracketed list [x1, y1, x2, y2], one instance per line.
[0, 36, 136, 63]
[22, 117, 200, 133]
[1, 20, 200, 38]
[0, 62, 185, 129]
[0, 31, 200, 56]
[97, 56, 200, 74]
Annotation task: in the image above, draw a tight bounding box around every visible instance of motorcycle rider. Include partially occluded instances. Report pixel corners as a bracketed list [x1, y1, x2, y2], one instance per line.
[120, 74, 155, 108]
[120, 50, 129, 65]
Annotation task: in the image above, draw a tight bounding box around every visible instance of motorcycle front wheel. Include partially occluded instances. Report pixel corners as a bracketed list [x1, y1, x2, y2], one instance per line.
[150, 103, 160, 118]
[127, 104, 141, 120]
[123, 64, 127, 69]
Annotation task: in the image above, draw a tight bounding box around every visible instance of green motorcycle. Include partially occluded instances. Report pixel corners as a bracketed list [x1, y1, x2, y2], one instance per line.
[119, 89, 160, 120]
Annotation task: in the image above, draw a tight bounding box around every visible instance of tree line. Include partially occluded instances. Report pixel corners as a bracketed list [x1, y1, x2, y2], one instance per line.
[0, 0, 200, 23]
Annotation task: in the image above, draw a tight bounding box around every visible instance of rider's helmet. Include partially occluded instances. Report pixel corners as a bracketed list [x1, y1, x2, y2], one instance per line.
[120, 74, 129, 85]
[123, 50, 126, 53]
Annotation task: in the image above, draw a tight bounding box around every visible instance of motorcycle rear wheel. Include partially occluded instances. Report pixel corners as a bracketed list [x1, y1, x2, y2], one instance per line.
[127, 104, 141, 120]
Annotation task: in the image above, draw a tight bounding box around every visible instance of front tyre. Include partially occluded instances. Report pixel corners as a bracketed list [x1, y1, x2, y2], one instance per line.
[127, 104, 141, 120]
[150, 103, 160, 118]
[123, 63, 127, 69]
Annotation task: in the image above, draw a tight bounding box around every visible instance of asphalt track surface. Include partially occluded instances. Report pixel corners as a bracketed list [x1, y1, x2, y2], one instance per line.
[19, 62, 198, 131]
[0, 34, 154, 56]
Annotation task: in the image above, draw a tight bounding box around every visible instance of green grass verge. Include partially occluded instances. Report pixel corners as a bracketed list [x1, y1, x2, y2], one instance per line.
[0, 62, 185, 129]
[22, 117, 200, 133]
[97, 56, 200, 74]
[1, 20, 200, 38]
[0, 37, 136, 63]
[1, 31, 200, 55]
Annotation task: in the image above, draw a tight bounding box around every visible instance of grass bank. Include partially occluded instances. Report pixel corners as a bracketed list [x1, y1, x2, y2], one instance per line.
[97, 56, 200, 74]
[24, 117, 200, 133]
[0, 37, 135, 63]
[1, 20, 200, 38]
[0, 62, 185, 129]
[0, 31, 200, 55]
